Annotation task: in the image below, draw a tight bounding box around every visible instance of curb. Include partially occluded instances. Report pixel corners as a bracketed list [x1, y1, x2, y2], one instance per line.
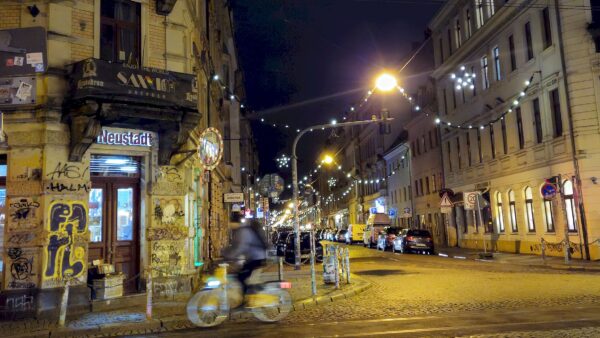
[293, 273, 371, 310]
[12, 274, 372, 338]
[438, 252, 600, 273]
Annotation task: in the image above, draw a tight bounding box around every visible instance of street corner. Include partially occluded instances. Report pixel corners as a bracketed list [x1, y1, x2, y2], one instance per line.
[292, 272, 371, 309]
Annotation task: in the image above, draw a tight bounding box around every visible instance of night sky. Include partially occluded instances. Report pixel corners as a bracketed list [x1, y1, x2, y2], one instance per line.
[232, 0, 442, 180]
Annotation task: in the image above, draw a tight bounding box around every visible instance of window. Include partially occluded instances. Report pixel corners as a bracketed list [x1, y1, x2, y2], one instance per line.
[447, 141, 453, 171]
[471, 66, 477, 96]
[481, 56, 490, 89]
[475, 0, 485, 28]
[421, 135, 427, 153]
[443, 89, 448, 115]
[489, 125, 496, 159]
[100, 0, 141, 65]
[525, 22, 534, 60]
[542, 7, 553, 49]
[0, 156, 6, 276]
[563, 180, 578, 232]
[486, 0, 495, 18]
[448, 29, 453, 55]
[477, 128, 483, 163]
[509, 190, 518, 232]
[533, 98, 543, 143]
[508, 35, 517, 71]
[544, 199, 555, 232]
[432, 174, 437, 192]
[516, 107, 525, 149]
[426, 176, 431, 194]
[493, 46, 501, 81]
[501, 117, 508, 154]
[455, 19, 462, 48]
[415, 180, 419, 197]
[456, 137, 462, 169]
[465, 9, 473, 38]
[466, 131, 472, 166]
[452, 87, 457, 109]
[525, 187, 536, 232]
[429, 130, 434, 149]
[420, 179, 424, 196]
[550, 89, 563, 137]
[496, 192, 505, 232]
[439, 38, 445, 63]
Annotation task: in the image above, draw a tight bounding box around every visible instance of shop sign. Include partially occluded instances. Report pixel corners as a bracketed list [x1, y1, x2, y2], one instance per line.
[68, 58, 197, 111]
[198, 127, 223, 170]
[95, 128, 153, 147]
[224, 192, 244, 203]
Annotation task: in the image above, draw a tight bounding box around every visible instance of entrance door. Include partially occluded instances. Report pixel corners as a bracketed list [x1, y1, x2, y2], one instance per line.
[88, 156, 140, 293]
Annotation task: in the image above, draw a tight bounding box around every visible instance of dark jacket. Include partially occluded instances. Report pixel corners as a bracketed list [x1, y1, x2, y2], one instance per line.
[222, 223, 267, 262]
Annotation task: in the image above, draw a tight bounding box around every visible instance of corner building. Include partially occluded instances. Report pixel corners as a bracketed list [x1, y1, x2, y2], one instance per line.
[429, 0, 600, 259]
[0, 0, 249, 319]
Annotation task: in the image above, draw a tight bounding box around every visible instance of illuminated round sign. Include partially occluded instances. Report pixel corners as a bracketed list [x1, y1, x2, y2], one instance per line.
[198, 127, 223, 170]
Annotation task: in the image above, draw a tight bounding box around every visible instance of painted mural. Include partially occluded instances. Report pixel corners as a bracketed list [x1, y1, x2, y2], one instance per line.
[42, 201, 88, 287]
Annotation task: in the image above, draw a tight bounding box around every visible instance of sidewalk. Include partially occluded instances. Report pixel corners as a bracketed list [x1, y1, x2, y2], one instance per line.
[3, 264, 370, 338]
[436, 246, 600, 272]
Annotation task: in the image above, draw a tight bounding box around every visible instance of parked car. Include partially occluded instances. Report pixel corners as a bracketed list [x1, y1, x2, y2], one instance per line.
[284, 232, 324, 264]
[376, 227, 400, 251]
[346, 224, 366, 244]
[336, 229, 348, 242]
[274, 231, 290, 256]
[363, 213, 391, 248]
[326, 229, 336, 241]
[393, 229, 434, 254]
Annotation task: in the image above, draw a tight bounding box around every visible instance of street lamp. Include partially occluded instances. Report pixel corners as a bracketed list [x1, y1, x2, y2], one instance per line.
[291, 117, 393, 270]
[321, 154, 334, 165]
[375, 73, 398, 92]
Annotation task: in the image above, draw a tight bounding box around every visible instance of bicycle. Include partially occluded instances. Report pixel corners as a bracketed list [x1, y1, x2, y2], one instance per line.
[186, 262, 293, 327]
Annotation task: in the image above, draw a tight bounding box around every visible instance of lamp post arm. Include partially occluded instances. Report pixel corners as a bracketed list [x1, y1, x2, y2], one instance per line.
[291, 117, 394, 270]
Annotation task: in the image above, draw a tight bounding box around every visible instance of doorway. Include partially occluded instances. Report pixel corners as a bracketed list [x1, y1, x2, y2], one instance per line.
[88, 155, 140, 293]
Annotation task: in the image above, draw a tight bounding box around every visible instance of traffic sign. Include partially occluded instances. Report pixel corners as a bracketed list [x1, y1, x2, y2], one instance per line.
[464, 191, 479, 210]
[541, 182, 557, 200]
[440, 193, 453, 208]
[389, 208, 397, 217]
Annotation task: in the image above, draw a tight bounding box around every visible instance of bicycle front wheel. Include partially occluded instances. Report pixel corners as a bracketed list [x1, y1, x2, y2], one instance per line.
[251, 288, 292, 323]
[186, 289, 228, 327]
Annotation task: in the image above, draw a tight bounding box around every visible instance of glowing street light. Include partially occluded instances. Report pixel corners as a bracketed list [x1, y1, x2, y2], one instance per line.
[375, 73, 398, 92]
[321, 154, 334, 165]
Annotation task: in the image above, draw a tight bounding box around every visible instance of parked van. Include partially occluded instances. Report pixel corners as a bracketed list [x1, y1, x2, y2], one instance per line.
[346, 224, 366, 244]
[363, 213, 391, 248]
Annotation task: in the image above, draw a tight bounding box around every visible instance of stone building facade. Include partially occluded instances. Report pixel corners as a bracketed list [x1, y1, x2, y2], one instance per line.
[429, 0, 600, 259]
[0, 0, 252, 319]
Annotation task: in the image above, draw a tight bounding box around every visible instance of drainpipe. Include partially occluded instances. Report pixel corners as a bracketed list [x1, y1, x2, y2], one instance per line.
[554, 0, 590, 260]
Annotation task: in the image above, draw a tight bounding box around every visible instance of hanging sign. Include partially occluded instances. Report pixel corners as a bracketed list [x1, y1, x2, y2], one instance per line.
[198, 127, 223, 170]
[224, 192, 244, 203]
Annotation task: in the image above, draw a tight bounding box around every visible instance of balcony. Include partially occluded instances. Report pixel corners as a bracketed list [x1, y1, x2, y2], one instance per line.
[64, 58, 201, 164]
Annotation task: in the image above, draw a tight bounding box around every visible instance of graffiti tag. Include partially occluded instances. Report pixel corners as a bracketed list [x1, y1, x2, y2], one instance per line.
[46, 162, 89, 180]
[45, 182, 91, 193]
[9, 199, 40, 221]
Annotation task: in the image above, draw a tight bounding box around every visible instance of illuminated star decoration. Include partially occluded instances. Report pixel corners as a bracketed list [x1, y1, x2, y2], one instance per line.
[276, 154, 291, 168]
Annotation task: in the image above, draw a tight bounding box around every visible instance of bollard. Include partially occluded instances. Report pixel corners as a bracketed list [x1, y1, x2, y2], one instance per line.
[345, 248, 351, 284]
[58, 279, 70, 327]
[541, 239, 546, 263]
[333, 247, 340, 289]
[146, 270, 153, 320]
[278, 257, 284, 281]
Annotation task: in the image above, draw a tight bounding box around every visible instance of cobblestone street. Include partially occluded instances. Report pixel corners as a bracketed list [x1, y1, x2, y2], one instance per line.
[138, 244, 600, 337]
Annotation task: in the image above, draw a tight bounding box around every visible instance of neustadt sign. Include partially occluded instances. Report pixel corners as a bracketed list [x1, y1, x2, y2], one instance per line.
[96, 128, 153, 147]
[68, 58, 197, 111]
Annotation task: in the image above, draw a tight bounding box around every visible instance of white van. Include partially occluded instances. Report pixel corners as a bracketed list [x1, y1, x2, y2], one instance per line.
[363, 213, 391, 248]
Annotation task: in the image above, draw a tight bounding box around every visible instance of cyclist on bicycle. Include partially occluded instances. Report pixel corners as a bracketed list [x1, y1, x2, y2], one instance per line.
[222, 213, 267, 294]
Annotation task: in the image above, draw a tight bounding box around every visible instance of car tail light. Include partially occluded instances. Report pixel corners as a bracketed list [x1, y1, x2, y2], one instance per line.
[425, 237, 432, 242]
[280, 282, 292, 289]
[406, 236, 414, 241]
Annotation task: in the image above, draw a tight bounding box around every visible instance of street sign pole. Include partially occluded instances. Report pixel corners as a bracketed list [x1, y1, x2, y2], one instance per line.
[475, 193, 486, 254]
[558, 174, 571, 263]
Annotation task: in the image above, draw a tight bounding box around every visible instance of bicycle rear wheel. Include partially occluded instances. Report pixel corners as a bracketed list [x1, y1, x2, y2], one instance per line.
[251, 288, 292, 322]
[186, 289, 228, 327]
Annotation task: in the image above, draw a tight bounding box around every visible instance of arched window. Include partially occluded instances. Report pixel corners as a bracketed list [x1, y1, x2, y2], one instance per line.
[496, 192, 505, 232]
[563, 180, 577, 232]
[508, 190, 518, 232]
[543, 197, 555, 232]
[524, 187, 536, 232]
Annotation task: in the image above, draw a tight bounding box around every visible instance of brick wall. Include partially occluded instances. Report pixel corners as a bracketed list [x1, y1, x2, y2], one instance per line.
[148, 0, 166, 69]
[0, 5, 21, 29]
